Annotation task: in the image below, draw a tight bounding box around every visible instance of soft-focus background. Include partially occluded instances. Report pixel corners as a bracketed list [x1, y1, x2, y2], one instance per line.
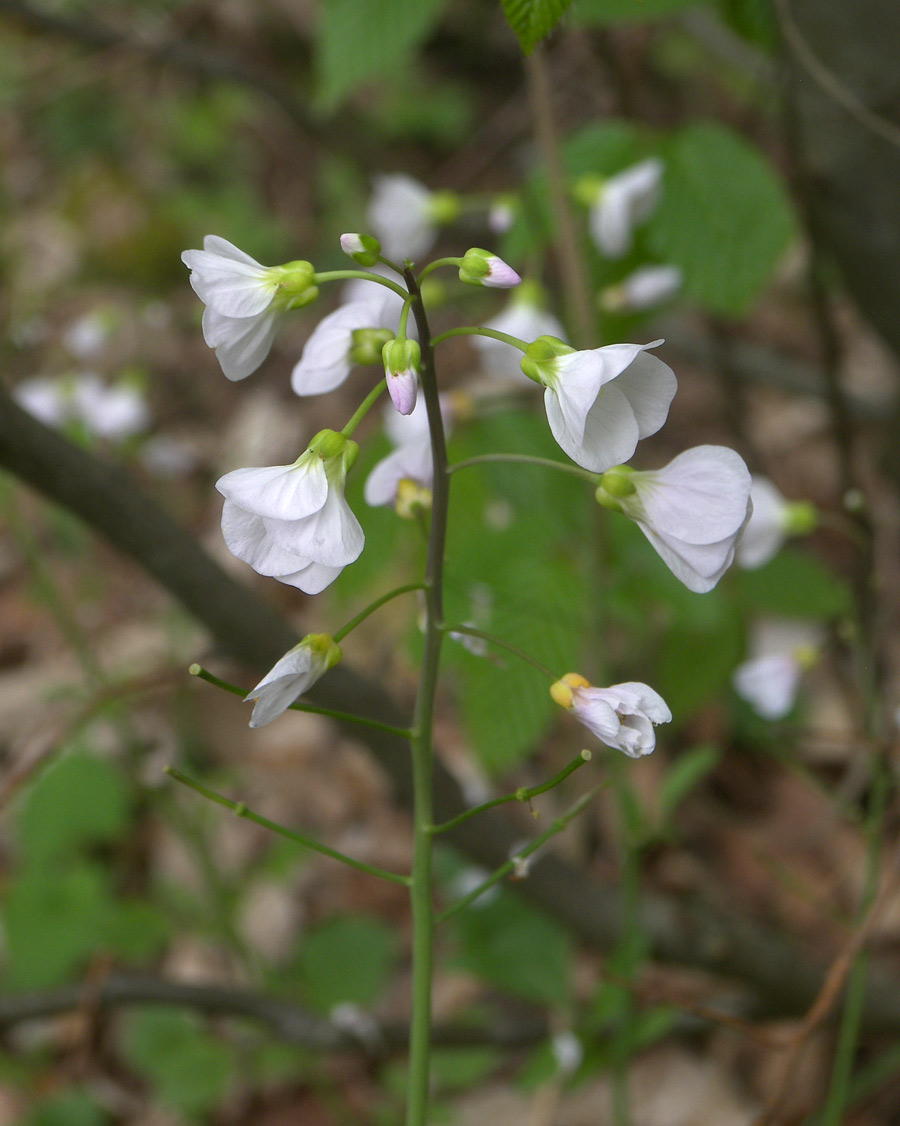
[3, 0, 900, 1122]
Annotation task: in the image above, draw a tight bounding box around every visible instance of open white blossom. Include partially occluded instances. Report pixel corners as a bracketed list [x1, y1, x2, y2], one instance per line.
[474, 288, 566, 380]
[736, 476, 817, 569]
[521, 337, 676, 472]
[367, 174, 459, 261]
[551, 673, 671, 758]
[291, 300, 394, 397]
[600, 265, 683, 313]
[733, 621, 822, 719]
[182, 236, 317, 380]
[588, 158, 664, 258]
[245, 634, 342, 727]
[14, 374, 149, 440]
[365, 394, 455, 513]
[216, 430, 363, 595]
[596, 446, 752, 593]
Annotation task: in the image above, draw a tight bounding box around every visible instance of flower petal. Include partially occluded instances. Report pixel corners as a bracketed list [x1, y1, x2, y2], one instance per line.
[637, 446, 752, 545]
[291, 301, 387, 397]
[216, 460, 328, 521]
[610, 346, 677, 439]
[264, 486, 365, 566]
[202, 306, 280, 381]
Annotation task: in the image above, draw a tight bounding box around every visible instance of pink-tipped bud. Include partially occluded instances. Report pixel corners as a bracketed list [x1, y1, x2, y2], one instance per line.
[459, 247, 521, 289]
[382, 338, 421, 415]
[340, 232, 382, 267]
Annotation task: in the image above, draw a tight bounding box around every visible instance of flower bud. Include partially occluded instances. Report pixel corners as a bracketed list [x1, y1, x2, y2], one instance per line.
[519, 334, 574, 384]
[382, 337, 421, 416]
[595, 465, 637, 511]
[349, 326, 395, 365]
[784, 500, 818, 536]
[340, 233, 382, 267]
[459, 247, 521, 289]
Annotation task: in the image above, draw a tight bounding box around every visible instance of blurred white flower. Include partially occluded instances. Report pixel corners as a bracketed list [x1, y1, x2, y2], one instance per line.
[182, 236, 317, 380]
[521, 337, 677, 472]
[14, 374, 149, 441]
[291, 299, 395, 397]
[63, 310, 113, 360]
[600, 265, 683, 313]
[733, 621, 822, 719]
[244, 633, 342, 727]
[736, 476, 817, 569]
[367, 174, 459, 261]
[217, 430, 363, 595]
[588, 158, 664, 258]
[474, 287, 566, 380]
[596, 446, 752, 593]
[551, 673, 671, 758]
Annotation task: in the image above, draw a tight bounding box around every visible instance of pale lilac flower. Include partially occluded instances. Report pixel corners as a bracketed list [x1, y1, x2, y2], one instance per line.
[245, 633, 342, 727]
[216, 430, 363, 595]
[458, 247, 521, 289]
[367, 174, 457, 261]
[14, 374, 149, 440]
[182, 236, 317, 380]
[736, 476, 817, 569]
[382, 338, 421, 415]
[474, 289, 566, 380]
[732, 621, 822, 719]
[521, 337, 676, 472]
[599, 265, 683, 313]
[596, 446, 752, 593]
[551, 673, 671, 758]
[588, 158, 664, 258]
[291, 300, 395, 397]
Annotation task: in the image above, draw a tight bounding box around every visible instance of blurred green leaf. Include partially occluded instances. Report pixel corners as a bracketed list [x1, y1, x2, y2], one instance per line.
[735, 548, 851, 618]
[18, 752, 130, 864]
[451, 893, 572, 1004]
[573, 0, 707, 25]
[647, 122, 795, 314]
[501, 0, 574, 52]
[717, 0, 778, 50]
[124, 1009, 235, 1117]
[24, 1091, 111, 1126]
[316, 0, 447, 110]
[431, 1047, 499, 1092]
[296, 915, 396, 1013]
[659, 743, 721, 822]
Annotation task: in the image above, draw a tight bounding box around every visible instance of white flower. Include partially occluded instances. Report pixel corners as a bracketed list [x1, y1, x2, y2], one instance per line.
[736, 476, 817, 569]
[291, 300, 395, 397]
[551, 673, 671, 758]
[521, 337, 677, 472]
[245, 634, 342, 727]
[367, 174, 458, 261]
[216, 430, 363, 595]
[341, 264, 411, 331]
[596, 446, 752, 593]
[474, 291, 566, 380]
[365, 395, 455, 512]
[732, 621, 821, 719]
[588, 158, 664, 258]
[599, 265, 683, 313]
[14, 374, 149, 440]
[181, 236, 317, 380]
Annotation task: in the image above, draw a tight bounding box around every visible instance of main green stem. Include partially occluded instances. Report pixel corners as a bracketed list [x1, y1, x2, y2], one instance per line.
[404, 265, 449, 1126]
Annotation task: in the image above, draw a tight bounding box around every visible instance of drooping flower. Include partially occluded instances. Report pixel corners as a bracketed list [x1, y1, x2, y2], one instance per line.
[736, 476, 818, 569]
[245, 633, 342, 727]
[599, 265, 683, 313]
[521, 336, 677, 472]
[474, 283, 566, 380]
[582, 158, 664, 259]
[216, 429, 363, 595]
[182, 236, 318, 380]
[14, 373, 149, 440]
[595, 446, 752, 593]
[458, 247, 521, 289]
[291, 300, 395, 398]
[382, 337, 421, 415]
[366, 174, 460, 261]
[550, 673, 671, 758]
[732, 621, 822, 719]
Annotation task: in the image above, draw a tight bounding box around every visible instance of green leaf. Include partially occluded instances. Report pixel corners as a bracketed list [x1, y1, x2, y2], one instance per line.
[451, 893, 572, 1004]
[647, 122, 795, 315]
[24, 1091, 111, 1126]
[572, 0, 707, 25]
[735, 548, 851, 619]
[315, 0, 447, 110]
[18, 751, 130, 864]
[124, 1009, 235, 1117]
[659, 743, 721, 822]
[295, 915, 396, 1013]
[501, 0, 573, 53]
